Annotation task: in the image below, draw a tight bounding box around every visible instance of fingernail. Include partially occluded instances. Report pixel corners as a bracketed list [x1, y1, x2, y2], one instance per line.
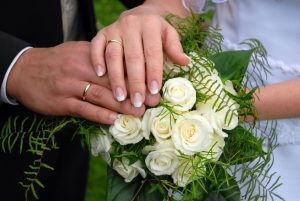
[149, 80, 159, 95]
[96, 65, 104, 77]
[109, 113, 119, 122]
[183, 53, 191, 63]
[133, 92, 142, 108]
[115, 87, 125, 102]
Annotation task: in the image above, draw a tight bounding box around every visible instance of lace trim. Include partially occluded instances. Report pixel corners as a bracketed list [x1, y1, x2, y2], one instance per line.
[222, 39, 300, 74]
[260, 119, 300, 145]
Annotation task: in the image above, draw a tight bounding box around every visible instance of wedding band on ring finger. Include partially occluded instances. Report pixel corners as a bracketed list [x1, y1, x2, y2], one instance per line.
[106, 39, 122, 47]
[82, 82, 92, 101]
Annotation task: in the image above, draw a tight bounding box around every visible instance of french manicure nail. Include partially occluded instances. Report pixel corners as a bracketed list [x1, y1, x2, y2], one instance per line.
[150, 80, 159, 95]
[115, 87, 125, 102]
[109, 113, 119, 122]
[133, 92, 142, 108]
[96, 65, 104, 77]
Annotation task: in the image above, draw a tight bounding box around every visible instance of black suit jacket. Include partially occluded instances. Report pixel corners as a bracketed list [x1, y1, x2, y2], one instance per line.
[0, 1, 96, 200]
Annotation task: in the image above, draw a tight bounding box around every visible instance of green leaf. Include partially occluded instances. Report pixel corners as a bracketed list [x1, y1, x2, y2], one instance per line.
[106, 168, 164, 201]
[106, 168, 140, 201]
[135, 182, 164, 201]
[221, 126, 264, 164]
[30, 184, 39, 200]
[211, 50, 253, 82]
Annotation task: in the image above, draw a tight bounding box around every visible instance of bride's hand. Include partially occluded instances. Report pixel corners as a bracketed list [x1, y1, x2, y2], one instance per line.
[90, 2, 190, 108]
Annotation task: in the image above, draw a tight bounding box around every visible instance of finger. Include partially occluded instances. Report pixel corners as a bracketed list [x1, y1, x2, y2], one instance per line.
[71, 81, 145, 117]
[163, 23, 190, 65]
[144, 91, 161, 107]
[142, 17, 163, 95]
[67, 98, 118, 124]
[91, 32, 107, 77]
[122, 17, 146, 108]
[105, 37, 127, 102]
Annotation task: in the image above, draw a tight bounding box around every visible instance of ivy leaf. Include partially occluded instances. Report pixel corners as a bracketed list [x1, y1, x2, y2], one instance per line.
[221, 126, 264, 164]
[211, 50, 253, 82]
[106, 168, 140, 201]
[135, 182, 164, 201]
[106, 168, 164, 201]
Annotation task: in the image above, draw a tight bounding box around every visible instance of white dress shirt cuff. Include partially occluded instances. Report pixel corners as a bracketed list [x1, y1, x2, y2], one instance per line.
[1, 47, 32, 105]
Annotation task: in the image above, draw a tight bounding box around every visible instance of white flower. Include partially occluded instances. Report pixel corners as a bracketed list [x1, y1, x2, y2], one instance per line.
[109, 114, 143, 145]
[187, 52, 225, 97]
[197, 94, 239, 131]
[224, 80, 238, 95]
[143, 140, 179, 176]
[172, 157, 206, 187]
[163, 55, 189, 77]
[205, 132, 225, 160]
[172, 111, 214, 155]
[162, 77, 196, 112]
[141, 107, 174, 142]
[90, 131, 113, 164]
[113, 158, 146, 183]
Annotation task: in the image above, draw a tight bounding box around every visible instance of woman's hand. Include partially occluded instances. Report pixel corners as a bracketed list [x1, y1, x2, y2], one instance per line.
[91, 2, 190, 108]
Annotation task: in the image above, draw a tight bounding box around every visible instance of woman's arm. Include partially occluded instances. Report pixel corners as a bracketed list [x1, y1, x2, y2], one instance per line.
[254, 78, 300, 120]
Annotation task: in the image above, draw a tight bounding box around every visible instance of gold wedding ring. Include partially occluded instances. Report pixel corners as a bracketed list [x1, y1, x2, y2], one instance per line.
[106, 39, 122, 47]
[82, 83, 92, 101]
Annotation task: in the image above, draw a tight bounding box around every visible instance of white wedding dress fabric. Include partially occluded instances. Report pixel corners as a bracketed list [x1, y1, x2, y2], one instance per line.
[209, 0, 300, 200]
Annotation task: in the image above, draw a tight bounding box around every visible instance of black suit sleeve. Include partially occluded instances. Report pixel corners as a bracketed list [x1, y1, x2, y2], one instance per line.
[119, 0, 144, 8]
[0, 31, 30, 87]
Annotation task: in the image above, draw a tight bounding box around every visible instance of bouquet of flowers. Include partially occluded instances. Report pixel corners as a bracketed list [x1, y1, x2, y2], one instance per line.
[0, 13, 282, 201]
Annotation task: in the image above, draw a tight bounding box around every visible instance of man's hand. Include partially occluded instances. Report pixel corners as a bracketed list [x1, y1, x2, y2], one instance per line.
[6, 41, 152, 124]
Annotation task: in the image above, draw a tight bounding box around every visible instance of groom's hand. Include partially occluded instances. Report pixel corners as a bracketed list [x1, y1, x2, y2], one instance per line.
[6, 41, 147, 124]
[90, 0, 190, 108]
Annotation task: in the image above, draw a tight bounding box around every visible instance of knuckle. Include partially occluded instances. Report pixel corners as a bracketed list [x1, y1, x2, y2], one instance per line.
[144, 44, 162, 58]
[126, 51, 143, 62]
[128, 77, 144, 85]
[120, 14, 138, 26]
[147, 65, 162, 75]
[105, 47, 122, 60]
[109, 74, 124, 85]
[143, 15, 161, 27]
[91, 86, 106, 100]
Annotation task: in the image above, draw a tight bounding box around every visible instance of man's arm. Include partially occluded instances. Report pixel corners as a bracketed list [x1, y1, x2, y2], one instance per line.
[0, 31, 30, 86]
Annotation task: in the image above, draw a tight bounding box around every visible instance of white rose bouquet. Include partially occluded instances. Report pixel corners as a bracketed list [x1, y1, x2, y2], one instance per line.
[1, 12, 281, 201]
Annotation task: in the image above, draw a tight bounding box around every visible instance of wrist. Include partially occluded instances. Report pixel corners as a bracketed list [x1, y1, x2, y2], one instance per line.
[143, 0, 190, 17]
[6, 47, 36, 101]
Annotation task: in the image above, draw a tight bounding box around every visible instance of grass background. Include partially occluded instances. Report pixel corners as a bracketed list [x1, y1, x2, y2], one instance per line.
[85, 1, 126, 201]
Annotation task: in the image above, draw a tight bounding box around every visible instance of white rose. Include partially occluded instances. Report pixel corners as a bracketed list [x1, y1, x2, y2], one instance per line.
[163, 55, 189, 77]
[204, 132, 225, 160]
[172, 157, 206, 187]
[197, 94, 239, 131]
[143, 140, 179, 176]
[224, 80, 238, 95]
[90, 132, 113, 164]
[141, 107, 174, 142]
[113, 158, 146, 183]
[188, 52, 224, 96]
[162, 77, 196, 112]
[172, 111, 214, 155]
[109, 114, 143, 145]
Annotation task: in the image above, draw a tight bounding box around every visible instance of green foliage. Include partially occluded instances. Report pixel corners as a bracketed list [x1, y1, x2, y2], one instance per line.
[211, 49, 253, 82]
[222, 126, 264, 164]
[0, 116, 77, 200]
[106, 169, 164, 201]
[1, 5, 282, 201]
